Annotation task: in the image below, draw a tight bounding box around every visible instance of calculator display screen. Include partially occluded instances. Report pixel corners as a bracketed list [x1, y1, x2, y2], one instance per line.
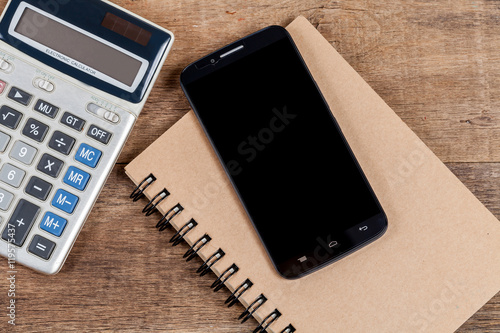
[12, 6, 146, 88]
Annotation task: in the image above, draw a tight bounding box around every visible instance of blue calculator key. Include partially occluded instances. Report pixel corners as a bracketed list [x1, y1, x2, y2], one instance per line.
[51, 189, 79, 214]
[63, 166, 90, 191]
[40, 212, 67, 237]
[75, 143, 102, 168]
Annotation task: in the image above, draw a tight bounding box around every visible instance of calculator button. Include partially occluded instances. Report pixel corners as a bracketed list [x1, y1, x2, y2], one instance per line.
[52, 189, 79, 214]
[87, 125, 112, 144]
[0, 80, 7, 94]
[10, 141, 37, 165]
[22, 118, 49, 142]
[75, 143, 102, 168]
[28, 235, 55, 260]
[0, 105, 22, 129]
[1, 199, 40, 246]
[60, 112, 85, 131]
[37, 153, 64, 178]
[0, 163, 26, 188]
[0, 187, 14, 211]
[48, 131, 75, 155]
[34, 99, 59, 118]
[40, 212, 67, 237]
[63, 166, 90, 191]
[25, 176, 52, 201]
[8, 87, 32, 106]
[0, 131, 11, 152]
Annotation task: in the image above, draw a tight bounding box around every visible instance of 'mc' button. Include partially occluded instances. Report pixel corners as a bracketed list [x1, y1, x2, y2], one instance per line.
[75, 143, 102, 168]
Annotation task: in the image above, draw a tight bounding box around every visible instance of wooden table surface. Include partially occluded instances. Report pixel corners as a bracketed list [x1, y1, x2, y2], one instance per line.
[0, 0, 499, 331]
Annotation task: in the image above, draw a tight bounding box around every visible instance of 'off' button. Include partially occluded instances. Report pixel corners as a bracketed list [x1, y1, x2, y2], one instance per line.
[87, 124, 112, 145]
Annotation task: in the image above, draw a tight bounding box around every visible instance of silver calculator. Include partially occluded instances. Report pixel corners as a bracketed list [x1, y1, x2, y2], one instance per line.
[0, 0, 173, 274]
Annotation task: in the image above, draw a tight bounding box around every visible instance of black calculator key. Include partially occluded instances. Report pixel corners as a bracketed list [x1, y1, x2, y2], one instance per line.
[48, 131, 75, 155]
[28, 235, 56, 260]
[37, 153, 64, 178]
[0, 105, 22, 129]
[25, 176, 52, 201]
[61, 112, 85, 131]
[8, 87, 32, 106]
[2, 199, 40, 246]
[34, 99, 59, 118]
[22, 118, 49, 142]
[87, 124, 112, 144]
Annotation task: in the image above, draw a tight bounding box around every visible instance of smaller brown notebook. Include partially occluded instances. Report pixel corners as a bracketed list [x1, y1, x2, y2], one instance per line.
[125, 16, 500, 332]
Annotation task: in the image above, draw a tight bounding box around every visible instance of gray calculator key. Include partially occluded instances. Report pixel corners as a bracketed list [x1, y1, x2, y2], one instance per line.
[10, 141, 37, 165]
[87, 125, 112, 144]
[0, 163, 26, 188]
[25, 176, 52, 201]
[34, 99, 59, 118]
[37, 153, 64, 178]
[0, 105, 22, 129]
[1, 199, 40, 246]
[22, 118, 49, 142]
[8, 87, 32, 106]
[28, 235, 56, 260]
[0, 131, 11, 152]
[0, 187, 14, 211]
[60, 112, 85, 131]
[48, 131, 75, 155]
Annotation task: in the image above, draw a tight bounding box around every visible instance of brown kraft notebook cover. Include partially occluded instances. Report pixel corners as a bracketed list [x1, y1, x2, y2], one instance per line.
[125, 16, 500, 332]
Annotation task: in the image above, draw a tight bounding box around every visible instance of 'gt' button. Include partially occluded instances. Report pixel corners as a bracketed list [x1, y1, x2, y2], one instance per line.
[75, 143, 102, 168]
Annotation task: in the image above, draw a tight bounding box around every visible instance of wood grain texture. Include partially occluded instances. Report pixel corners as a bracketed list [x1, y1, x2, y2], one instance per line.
[0, 0, 498, 332]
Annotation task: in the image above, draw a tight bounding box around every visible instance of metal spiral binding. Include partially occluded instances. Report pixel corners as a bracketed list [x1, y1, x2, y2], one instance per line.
[143, 188, 170, 216]
[156, 203, 184, 231]
[225, 278, 253, 308]
[170, 218, 198, 246]
[130, 173, 156, 202]
[131, 174, 295, 332]
[211, 264, 239, 292]
[197, 248, 225, 277]
[239, 294, 267, 324]
[183, 234, 212, 262]
[280, 324, 296, 333]
[253, 309, 282, 333]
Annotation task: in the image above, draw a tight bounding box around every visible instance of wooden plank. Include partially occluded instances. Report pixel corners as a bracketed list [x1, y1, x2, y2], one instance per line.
[114, 0, 500, 163]
[0, 0, 498, 331]
[0, 163, 497, 332]
[0, 165, 256, 332]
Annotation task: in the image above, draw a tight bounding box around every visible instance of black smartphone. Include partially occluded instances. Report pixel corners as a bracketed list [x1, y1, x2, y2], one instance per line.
[180, 26, 387, 279]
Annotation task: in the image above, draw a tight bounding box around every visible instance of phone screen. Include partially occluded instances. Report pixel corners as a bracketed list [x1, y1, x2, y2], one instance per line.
[181, 27, 386, 278]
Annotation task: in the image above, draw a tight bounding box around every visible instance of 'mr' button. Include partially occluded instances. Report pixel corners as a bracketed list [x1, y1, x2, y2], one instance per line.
[75, 143, 102, 168]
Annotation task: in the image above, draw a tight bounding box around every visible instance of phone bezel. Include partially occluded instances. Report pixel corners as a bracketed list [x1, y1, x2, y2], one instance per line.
[180, 25, 388, 279]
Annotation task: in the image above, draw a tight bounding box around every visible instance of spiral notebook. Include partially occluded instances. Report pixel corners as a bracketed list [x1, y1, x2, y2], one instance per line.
[124, 17, 500, 332]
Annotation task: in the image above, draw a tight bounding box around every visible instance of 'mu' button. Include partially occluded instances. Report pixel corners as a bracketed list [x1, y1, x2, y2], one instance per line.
[75, 143, 102, 168]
